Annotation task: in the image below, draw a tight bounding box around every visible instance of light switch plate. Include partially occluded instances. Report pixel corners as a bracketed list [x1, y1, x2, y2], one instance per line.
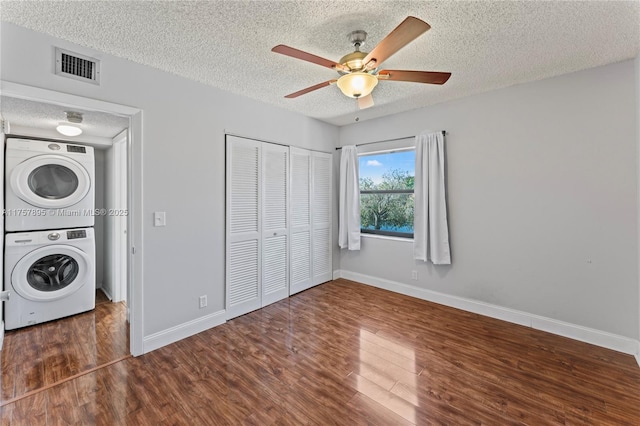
[154, 211, 166, 227]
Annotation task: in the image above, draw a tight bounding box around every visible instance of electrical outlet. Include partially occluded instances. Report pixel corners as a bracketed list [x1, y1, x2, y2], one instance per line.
[411, 270, 418, 280]
[199, 295, 207, 309]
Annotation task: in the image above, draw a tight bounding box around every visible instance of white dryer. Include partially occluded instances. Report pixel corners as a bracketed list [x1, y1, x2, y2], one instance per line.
[5, 138, 95, 231]
[4, 228, 96, 330]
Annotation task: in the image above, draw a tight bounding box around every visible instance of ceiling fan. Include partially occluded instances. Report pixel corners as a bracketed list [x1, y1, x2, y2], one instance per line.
[271, 16, 451, 109]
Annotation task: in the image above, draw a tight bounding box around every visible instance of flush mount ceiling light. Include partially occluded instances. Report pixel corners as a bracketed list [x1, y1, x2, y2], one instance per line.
[56, 111, 83, 137]
[272, 16, 452, 110]
[56, 124, 82, 137]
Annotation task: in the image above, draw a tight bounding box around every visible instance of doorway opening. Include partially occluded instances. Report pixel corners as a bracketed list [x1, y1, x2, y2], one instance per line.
[0, 81, 143, 404]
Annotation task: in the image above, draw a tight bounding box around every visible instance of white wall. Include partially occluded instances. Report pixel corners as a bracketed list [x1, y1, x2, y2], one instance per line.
[338, 60, 639, 339]
[1, 23, 338, 340]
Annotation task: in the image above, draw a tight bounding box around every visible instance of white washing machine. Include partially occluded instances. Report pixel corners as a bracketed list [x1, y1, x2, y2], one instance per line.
[5, 138, 95, 231]
[4, 228, 96, 330]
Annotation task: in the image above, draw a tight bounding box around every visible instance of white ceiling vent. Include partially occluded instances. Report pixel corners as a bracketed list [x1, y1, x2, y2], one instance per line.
[55, 48, 100, 85]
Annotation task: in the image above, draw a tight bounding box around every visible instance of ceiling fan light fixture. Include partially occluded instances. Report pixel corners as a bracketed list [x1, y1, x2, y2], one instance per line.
[56, 123, 83, 137]
[337, 72, 378, 98]
[339, 51, 368, 72]
[272, 16, 449, 101]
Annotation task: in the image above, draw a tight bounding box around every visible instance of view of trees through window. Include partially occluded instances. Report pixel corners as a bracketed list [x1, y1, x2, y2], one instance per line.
[359, 149, 415, 238]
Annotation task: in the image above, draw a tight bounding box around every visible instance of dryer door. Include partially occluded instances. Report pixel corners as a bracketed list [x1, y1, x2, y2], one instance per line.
[10, 154, 91, 209]
[11, 245, 92, 302]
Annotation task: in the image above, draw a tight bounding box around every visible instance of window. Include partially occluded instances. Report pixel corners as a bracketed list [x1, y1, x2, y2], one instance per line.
[359, 149, 415, 238]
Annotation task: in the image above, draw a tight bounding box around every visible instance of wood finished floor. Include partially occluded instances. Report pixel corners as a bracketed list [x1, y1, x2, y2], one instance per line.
[1, 290, 129, 406]
[2, 279, 640, 425]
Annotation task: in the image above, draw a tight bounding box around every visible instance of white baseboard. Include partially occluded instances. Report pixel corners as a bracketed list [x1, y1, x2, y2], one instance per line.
[143, 310, 226, 354]
[100, 286, 114, 302]
[335, 270, 640, 359]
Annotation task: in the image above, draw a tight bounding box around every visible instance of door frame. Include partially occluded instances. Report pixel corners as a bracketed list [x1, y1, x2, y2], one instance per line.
[111, 130, 128, 305]
[0, 80, 144, 356]
[0, 123, 4, 350]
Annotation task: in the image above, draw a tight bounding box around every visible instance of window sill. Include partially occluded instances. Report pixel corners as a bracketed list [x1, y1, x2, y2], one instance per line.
[361, 233, 414, 243]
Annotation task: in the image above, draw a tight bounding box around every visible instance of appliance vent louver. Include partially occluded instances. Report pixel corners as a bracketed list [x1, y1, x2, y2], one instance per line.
[55, 48, 100, 85]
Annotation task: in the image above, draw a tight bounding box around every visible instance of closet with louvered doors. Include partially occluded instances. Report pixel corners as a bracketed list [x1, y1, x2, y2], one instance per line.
[225, 135, 289, 320]
[290, 148, 332, 295]
[226, 135, 331, 320]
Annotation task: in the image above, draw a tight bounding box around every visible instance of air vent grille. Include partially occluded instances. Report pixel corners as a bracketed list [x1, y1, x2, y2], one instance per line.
[61, 53, 94, 79]
[55, 48, 100, 85]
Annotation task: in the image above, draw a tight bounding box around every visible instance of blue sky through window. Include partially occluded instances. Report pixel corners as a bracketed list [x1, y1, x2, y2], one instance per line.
[359, 150, 415, 186]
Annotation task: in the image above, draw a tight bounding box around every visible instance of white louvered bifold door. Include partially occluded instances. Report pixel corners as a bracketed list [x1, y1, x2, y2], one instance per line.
[262, 143, 289, 306]
[289, 148, 312, 295]
[311, 151, 333, 285]
[226, 136, 262, 319]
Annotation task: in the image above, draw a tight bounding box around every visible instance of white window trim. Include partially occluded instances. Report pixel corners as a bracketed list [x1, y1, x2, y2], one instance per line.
[357, 147, 415, 157]
[361, 233, 414, 243]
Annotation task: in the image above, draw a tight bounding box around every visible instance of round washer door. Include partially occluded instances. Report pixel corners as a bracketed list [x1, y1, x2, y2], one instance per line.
[11, 245, 92, 302]
[10, 154, 91, 209]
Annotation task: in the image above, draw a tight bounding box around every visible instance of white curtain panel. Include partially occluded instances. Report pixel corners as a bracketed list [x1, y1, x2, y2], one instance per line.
[414, 132, 451, 264]
[338, 146, 361, 250]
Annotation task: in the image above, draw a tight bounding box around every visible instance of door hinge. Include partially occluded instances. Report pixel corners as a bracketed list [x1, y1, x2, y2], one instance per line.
[0, 291, 10, 301]
[131, 246, 136, 254]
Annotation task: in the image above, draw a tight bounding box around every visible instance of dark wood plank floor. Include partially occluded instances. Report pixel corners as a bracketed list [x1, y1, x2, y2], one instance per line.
[1, 289, 129, 405]
[2, 279, 639, 424]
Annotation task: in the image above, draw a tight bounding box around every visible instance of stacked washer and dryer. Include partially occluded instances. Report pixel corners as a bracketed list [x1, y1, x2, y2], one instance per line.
[4, 138, 96, 330]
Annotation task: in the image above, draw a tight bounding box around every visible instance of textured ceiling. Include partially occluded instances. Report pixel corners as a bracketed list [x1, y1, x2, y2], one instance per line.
[1, 1, 639, 126]
[1, 96, 129, 138]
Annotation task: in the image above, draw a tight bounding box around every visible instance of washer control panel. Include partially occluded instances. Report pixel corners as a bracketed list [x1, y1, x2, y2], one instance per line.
[66, 230, 87, 240]
[67, 145, 86, 153]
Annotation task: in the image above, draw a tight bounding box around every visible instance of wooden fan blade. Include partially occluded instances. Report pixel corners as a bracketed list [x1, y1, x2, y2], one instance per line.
[284, 80, 337, 99]
[357, 94, 374, 109]
[272, 45, 348, 72]
[378, 70, 451, 85]
[363, 16, 431, 70]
